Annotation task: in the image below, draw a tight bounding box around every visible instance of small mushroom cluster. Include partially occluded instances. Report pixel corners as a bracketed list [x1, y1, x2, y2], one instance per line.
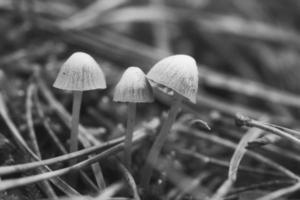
[53, 52, 199, 189]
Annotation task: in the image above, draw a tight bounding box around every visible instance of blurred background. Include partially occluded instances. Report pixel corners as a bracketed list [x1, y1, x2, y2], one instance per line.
[2, 0, 300, 114]
[1, 0, 300, 199]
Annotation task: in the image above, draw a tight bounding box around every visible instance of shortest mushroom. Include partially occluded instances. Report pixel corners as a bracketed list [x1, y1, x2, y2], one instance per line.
[53, 52, 106, 155]
[113, 67, 154, 169]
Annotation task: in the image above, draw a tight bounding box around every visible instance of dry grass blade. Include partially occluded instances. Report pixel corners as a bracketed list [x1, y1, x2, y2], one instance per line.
[247, 134, 281, 149]
[25, 83, 58, 198]
[228, 124, 266, 180]
[0, 135, 122, 175]
[117, 161, 141, 200]
[26, 83, 41, 157]
[95, 6, 176, 26]
[199, 68, 300, 109]
[151, 0, 171, 51]
[228, 180, 295, 196]
[172, 147, 281, 177]
[0, 93, 36, 155]
[190, 119, 211, 131]
[210, 122, 266, 200]
[174, 173, 210, 200]
[256, 182, 300, 200]
[264, 123, 300, 138]
[0, 130, 148, 191]
[196, 14, 300, 48]
[236, 114, 300, 146]
[95, 182, 123, 200]
[59, 0, 127, 30]
[152, 156, 211, 199]
[176, 125, 299, 179]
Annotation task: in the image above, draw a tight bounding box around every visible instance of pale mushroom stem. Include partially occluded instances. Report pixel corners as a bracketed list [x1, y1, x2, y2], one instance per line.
[125, 102, 136, 170]
[70, 91, 83, 156]
[141, 96, 182, 189]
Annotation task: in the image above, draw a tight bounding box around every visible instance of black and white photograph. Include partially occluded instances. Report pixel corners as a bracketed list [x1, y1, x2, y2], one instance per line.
[0, 0, 299, 200]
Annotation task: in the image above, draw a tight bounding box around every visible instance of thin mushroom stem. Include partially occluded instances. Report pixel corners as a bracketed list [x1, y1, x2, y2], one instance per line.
[69, 90, 83, 185]
[125, 102, 136, 169]
[141, 96, 182, 189]
[70, 91, 83, 154]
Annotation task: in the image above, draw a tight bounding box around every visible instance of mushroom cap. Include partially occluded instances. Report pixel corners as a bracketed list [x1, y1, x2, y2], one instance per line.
[146, 55, 199, 103]
[113, 67, 154, 103]
[53, 52, 106, 91]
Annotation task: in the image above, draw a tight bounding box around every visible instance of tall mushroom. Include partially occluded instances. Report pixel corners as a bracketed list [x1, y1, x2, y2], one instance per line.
[53, 52, 106, 154]
[141, 54, 199, 188]
[113, 67, 154, 169]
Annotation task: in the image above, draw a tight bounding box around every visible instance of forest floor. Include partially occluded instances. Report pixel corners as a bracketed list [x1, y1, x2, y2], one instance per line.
[1, 0, 300, 200]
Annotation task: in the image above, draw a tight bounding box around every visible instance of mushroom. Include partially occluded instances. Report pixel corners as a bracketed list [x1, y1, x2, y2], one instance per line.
[113, 67, 153, 169]
[53, 52, 106, 154]
[141, 54, 199, 188]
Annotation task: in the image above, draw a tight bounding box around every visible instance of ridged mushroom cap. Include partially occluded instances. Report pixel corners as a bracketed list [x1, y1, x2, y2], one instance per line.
[53, 52, 106, 91]
[147, 55, 199, 103]
[113, 67, 154, 103]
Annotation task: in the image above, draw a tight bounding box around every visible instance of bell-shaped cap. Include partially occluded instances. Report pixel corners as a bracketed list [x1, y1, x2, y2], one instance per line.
[113, 67, 154, 103]
[147, 55, 198, 103]
[53, 52, 106, 91]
